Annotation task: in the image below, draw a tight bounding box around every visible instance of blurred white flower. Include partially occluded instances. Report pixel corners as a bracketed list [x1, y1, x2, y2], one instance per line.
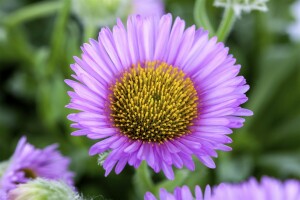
[214, 0, 268, 16]
[287, 0, 300, 42]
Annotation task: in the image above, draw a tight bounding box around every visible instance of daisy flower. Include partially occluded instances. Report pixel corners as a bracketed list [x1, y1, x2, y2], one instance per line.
[66, 13, 252, 179]
[0, 137, 73, 192]
[145, 185, 211, 200]
[145, 176, 300, 200]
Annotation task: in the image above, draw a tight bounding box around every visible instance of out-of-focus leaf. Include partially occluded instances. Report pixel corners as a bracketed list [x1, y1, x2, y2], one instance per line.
[257, 151, 300, 178]
[48, 0, 70, 76]
[64, 20, 81, 76]
[216, 152, 253, 182]
[5, 71, 36, 100]
[4, 26, 34, 64]
[231, 131, 261, 153]
[1, 1, 62, 27]
[245, 45, 298, 130]
[36, 73, 68, 129]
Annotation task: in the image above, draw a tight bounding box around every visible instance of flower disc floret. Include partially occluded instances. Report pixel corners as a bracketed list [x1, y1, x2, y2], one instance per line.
[110, 62, 198, 143]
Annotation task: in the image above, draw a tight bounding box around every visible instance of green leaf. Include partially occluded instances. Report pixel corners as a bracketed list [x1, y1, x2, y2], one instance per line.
[216, 152, 253, 182]
[257, 151, 300, 178]
[245, 45, 299, 130]
[1, 1, 63, 27]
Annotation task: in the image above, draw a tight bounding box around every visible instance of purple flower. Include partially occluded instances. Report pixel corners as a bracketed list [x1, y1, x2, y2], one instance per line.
[0, 137, 74, 192]
[145, 185, 211, 200]
[145, 177, 300, 200]
[66, 14, 252, 179]
[0, 189, 7, 200]
[211, 176, 300, 200]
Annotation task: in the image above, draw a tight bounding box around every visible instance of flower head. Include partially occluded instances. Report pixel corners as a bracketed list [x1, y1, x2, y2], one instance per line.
[66, 14, 252, 179]
[0, 137, 74, 192]
[145, 177, 300, 200]
[7, 178, 82, 200]
[212, 176, 300, 200]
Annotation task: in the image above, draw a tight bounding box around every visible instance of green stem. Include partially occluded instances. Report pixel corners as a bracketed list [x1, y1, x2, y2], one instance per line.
[84, 25, 98, 42]
[47, 0, 71, 76]
[133, 162, 155, 198]
[1, 1, 63, 27]
[7, 26, 35, 66]
[194, 0, 215, 36]
[216, 7, 236, 42]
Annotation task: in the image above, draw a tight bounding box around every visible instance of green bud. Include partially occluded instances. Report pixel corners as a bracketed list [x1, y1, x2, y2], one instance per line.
[72, 0, 132, 27]
[214, 0, 268, 16]
[8, 178, 83, 200]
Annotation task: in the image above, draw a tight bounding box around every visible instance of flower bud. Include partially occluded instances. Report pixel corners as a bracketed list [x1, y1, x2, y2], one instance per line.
[8, 178, 82, 200]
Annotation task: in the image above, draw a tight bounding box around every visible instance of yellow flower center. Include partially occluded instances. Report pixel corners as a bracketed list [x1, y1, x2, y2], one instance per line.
[110, 62, 198, 143]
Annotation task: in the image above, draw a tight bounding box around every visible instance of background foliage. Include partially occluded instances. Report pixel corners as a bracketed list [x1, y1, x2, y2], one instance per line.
[0, 0, 299, 199]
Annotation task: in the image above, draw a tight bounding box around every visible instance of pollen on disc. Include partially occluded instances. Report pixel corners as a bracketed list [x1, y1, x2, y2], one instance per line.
[109, 62, 198, 143]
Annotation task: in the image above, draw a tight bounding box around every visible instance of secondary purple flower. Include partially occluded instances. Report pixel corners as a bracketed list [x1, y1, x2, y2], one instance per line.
[212, 176, 300, 200]
[145, 185, 211, 200]
[66, 14, 252, 179]
[133, 0, 164, 17]
[0, 189, 7, 200]
[0, 137, 74, 192]
[145, 177, 300, 200]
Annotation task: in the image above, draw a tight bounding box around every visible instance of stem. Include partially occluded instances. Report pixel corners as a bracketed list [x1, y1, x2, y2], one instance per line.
[133, 162, 155, 198]
[194, 0, 215, 36]
[7, 26, 35, 66]
[83, 24, 98, 42]
[216, 7, 236, 42]
[1, 1, 62, 27]
[47, 0, 71, 76]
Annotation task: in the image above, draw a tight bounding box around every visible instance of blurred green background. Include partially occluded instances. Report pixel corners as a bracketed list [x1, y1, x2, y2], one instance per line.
[0, 0, 300, 199]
